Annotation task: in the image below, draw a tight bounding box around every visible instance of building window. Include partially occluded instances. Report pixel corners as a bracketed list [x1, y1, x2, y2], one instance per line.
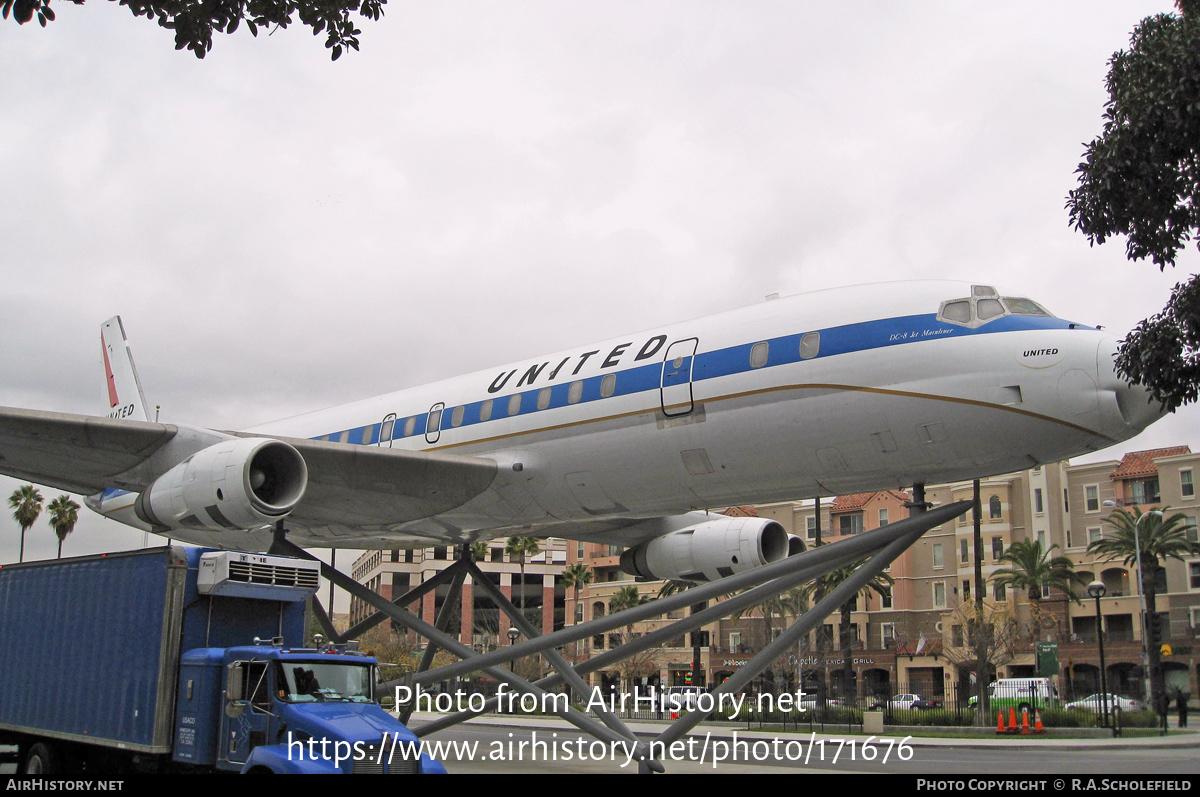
[839, 514, 864, 535]
[1190, 562, 1200, 591]
[729, 632, 742, 650]
[1034, 488, 1044, 514]
[933, 581, 946, 608]
[989, 495, 1002, 519]
[881, 589, 892, 609]
[1129, 477, 1160, 505]
[1088, 526, 1103, 546]
[881, 623, 895, 648]
[962, 580, 971, 601]
[992, 536, 1004, 560]
[951, 625, 964, 647]
[1185, 516, 1198, 543]
[1085, 484, 1100, 513]
[961, 539, 969, 563]
[933, 543, 944, 570]
[994, 582, 1007, 601]
[806, 515, 817, 539]
[1064, 488, 1070, 513]
[575, 603, 584, 623]
[1037, 530, 1047, 550]
[1183, 470, 1195, 499]
[879, 508, 889, 526]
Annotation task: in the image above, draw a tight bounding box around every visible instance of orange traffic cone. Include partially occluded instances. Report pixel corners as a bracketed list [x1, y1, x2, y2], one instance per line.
[996, 711, 1006, 734]
[1020, 708, 1032, 734]
[1007, 707, 1018, 733]
[1033, 710, 1045, 734]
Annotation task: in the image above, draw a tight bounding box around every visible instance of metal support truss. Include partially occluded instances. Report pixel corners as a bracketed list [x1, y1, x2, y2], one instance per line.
[275, 498, 970, 773]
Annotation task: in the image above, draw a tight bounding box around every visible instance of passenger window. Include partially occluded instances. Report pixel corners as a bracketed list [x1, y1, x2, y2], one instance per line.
[428, 408, 442, 433]
[361, 427, 372, 444]
[480, 400, 493, 422]
[750, 341, 769, 368]
[403, 416, 416, 437]
[800, 332, 820, 360]
[380, 418, 394, 442]
[537, 387, 552, 410]
[451, 405, 465, 427]
[568, 381, 583, 404]
[338, 430, 350, 444]
[508, 394, 522, 416]
[600, 374, 617, 398]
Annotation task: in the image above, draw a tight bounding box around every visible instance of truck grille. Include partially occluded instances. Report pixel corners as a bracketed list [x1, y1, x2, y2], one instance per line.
[227, 561, 320, 590]
[352, 743, 421, 774]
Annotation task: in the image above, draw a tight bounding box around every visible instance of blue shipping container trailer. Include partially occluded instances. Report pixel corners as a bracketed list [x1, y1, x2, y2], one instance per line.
[0, 546, 444, 774]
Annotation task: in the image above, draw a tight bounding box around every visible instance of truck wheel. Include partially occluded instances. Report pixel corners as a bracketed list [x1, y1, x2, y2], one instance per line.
[23, 743, 59, 774]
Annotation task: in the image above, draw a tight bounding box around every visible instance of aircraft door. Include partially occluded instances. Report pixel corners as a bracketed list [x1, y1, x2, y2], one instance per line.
[378, 413, 397, 448]
[425, 403, 444, 445]
[661, 338, 699, 416]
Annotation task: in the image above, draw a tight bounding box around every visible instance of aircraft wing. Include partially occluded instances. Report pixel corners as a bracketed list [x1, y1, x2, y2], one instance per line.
[233, 433, 498, 526]
[0, 407, 499, 526]
[0, 407, 176, 495]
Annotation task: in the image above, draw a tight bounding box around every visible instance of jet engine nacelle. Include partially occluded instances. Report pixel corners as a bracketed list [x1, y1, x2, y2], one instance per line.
[619, 516, 791, 582]
[135, 437, 308, 531]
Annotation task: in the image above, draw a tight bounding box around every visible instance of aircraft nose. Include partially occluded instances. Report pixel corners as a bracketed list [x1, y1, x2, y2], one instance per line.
[1097, 336, 1170, 433]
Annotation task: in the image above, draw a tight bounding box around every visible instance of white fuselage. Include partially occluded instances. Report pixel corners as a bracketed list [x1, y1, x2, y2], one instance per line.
[96, 281, 1161, 550]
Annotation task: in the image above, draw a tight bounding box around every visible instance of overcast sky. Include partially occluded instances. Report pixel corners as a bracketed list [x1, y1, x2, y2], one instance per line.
[1, 2, 1195, 595]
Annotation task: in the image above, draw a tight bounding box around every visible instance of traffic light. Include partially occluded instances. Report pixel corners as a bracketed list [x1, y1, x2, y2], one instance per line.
[1147, 612, 1163, 645]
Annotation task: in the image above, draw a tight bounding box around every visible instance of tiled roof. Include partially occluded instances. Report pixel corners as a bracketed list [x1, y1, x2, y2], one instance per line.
[721, 506, 760, 517]
[1110, 446, 1191, 479]
[830, 490, 911, 512]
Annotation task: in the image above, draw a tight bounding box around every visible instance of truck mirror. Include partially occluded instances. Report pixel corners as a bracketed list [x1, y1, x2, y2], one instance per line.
[226, 663, 244, 703]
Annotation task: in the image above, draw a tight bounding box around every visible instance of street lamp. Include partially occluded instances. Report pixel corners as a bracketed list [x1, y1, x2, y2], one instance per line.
[1087, 580, 1110, 729]
[507, 626, 519, 673]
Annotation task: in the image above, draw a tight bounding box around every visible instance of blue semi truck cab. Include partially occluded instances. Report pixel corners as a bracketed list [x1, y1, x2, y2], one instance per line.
[0, 546, 443, 774]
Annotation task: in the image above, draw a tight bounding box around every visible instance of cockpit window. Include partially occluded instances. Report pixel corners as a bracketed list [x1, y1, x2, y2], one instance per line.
[937, 285, 1055, 328]
[977, 298, 1005, 320]
[1002, 297, 1052, 317]
[941, 300, 972, 324]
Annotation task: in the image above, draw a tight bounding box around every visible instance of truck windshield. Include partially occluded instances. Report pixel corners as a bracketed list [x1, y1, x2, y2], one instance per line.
[277, 661, 374, 703]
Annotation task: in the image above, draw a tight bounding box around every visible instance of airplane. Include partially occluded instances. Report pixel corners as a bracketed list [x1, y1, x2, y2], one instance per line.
[0, 280, 1167, 582]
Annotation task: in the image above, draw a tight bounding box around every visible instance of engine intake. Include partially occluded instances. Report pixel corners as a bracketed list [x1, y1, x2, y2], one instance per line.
[620, 516, 791, 582]
[135, 438, 308, 531]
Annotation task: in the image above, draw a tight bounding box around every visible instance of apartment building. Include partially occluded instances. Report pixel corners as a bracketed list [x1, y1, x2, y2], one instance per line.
[346, 447, 1200, 699]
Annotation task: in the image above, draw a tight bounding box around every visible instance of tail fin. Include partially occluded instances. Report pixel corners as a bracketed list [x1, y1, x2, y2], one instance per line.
[101, 316, 151, 421]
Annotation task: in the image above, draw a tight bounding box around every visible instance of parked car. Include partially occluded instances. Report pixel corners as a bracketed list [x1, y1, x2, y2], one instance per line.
[1065, 693, 1143, 713]
[795, 694, 847, 710]
[658, 686, 709, 713]
[869, 693, 935, 710]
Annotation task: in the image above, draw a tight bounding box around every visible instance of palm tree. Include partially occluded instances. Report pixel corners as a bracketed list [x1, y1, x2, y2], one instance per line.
[504, 535, 541, 623]
[47, 495, 80, 559]
[560, 562, 593, 624]
[992, 538, 1085, 629]
[803, 562, 893, 703]
[1089, 506, 1200, 710]
[9, 484, 43, 563]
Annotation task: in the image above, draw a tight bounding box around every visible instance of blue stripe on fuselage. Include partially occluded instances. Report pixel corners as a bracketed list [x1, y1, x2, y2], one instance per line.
[319, 313, 1084, 446]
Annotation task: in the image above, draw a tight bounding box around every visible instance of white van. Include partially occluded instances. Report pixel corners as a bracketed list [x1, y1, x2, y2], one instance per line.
[970, 677, 1060, 712]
